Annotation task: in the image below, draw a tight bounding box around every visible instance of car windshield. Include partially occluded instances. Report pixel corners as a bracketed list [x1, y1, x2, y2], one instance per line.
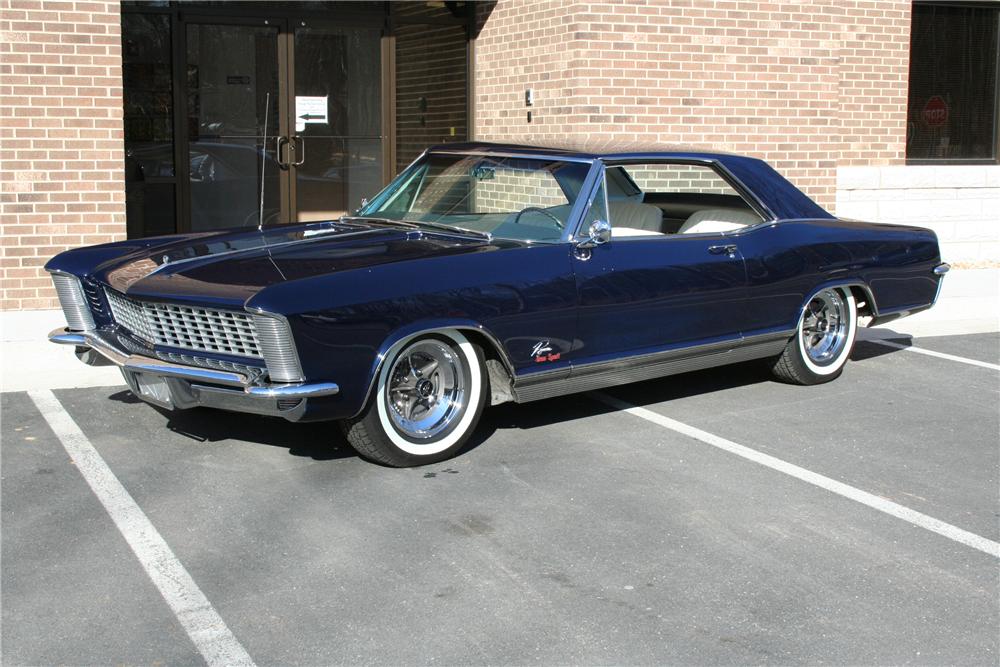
[357, 154, 592, 242]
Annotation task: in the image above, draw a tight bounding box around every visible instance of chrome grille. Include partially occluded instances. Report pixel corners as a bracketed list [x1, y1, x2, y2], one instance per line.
[105, 289, 262, 359]
[52, 273, 96, 331]
[81, 280, 105, 317]
[156, 351, 265, 382]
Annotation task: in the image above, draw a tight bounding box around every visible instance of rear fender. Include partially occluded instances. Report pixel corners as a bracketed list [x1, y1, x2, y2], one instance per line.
[794, 280, 879, 327]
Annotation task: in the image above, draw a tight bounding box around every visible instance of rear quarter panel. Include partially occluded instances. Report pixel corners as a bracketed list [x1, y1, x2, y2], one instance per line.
[735, 219, 942, 335]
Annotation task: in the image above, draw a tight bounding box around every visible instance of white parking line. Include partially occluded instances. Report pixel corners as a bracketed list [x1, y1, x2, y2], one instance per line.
[27, 389, 256, 667]
[592, 392, 1000, 559]
[868, 338, 1000, 371]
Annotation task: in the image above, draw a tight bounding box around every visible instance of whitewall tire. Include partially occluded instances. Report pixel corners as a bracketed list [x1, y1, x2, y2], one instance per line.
[341, 330, 487, 467]
[771, 287, 857, 385]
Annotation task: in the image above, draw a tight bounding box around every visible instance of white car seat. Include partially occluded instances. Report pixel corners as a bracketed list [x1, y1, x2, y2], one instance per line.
[678, 208, 760, 234]
[608, 200, 664, 237]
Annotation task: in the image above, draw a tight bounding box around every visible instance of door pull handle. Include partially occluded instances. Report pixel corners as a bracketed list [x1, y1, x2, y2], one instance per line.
[275, 136, 290, 170]
[291, 135, 305, 167]
[708, 244, 738, 256]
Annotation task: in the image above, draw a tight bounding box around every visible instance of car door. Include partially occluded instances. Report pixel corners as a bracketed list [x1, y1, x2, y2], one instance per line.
[570, 169, 749, 365]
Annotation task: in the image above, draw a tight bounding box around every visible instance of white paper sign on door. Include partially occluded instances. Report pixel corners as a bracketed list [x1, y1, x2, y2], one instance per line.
[295, 96, 327, 132]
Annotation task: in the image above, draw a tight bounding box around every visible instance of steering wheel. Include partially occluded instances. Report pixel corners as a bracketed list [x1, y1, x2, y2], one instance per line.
[512, 206, 564, 230]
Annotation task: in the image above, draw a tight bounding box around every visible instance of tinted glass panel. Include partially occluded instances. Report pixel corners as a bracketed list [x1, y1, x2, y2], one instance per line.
[294, 26, 382, 221]
[186, 24, 281, 230]
[907, 4, 999, 161]
[122, 12, 175, 238]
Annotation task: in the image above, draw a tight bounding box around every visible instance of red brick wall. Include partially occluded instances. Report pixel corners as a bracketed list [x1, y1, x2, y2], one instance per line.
[474, 0, 912, 210]
[1, 0, 125, 311]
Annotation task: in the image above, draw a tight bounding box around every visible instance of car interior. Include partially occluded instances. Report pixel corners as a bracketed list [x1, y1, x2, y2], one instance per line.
[604, 164, 764, 238]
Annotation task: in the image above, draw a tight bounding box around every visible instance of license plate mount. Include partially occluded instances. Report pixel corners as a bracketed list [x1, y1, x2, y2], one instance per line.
[134, 372, 172, 407]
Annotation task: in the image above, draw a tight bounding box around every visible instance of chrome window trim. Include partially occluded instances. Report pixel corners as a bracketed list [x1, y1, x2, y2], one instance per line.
[563, 161, 607, 243]
[426, 148, 596, 164]
[596, 157, 776, 227]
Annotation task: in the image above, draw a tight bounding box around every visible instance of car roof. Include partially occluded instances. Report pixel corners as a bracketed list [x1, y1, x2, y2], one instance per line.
[426, 140, 740, 161]
[424, 141, 834, 221]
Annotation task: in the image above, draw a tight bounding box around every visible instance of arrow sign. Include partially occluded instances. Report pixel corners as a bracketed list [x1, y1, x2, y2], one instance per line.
[295, 96, 327, 127]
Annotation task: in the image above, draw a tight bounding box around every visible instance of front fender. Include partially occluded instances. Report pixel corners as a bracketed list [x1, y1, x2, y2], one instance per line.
[354, 319, 515, 419]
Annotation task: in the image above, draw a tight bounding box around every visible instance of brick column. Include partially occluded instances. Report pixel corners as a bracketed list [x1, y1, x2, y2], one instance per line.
[1, 0, 126, 311]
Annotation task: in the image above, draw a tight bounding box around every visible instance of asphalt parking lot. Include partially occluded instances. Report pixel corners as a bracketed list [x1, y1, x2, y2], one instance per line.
[2, 332, 998, 665]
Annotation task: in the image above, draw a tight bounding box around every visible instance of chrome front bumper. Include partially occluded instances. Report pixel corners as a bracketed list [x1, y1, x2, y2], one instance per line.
[49, 327, 339, 419]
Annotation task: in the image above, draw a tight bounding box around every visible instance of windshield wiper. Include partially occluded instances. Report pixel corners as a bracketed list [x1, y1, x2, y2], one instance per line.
[340, 216, 420, 231]
[342, 215, 492, 241]
[402, 218, 493, 241]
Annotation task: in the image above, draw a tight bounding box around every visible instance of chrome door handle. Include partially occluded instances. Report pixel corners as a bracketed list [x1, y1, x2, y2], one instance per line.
[275, 136, 290, 170]
[291, 136, 305, 167]
[708, 244, 738, 256]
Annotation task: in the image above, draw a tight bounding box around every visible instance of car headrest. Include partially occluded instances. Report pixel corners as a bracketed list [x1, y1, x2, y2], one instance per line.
[679, 208, 760, 234]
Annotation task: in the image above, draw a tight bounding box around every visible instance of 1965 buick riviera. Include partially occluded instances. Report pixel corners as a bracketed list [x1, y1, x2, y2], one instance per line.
[47, 142, 948, 466]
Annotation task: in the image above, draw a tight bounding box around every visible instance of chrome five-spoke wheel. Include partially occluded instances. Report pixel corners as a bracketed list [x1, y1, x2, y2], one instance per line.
[341, 330, 487, 467]
[801, 289, 849, 366]
[772, 286, 858, 385]
[386, 339, 466, 440]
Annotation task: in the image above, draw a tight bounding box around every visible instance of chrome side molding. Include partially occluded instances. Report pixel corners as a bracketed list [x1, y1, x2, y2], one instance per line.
[933, 263, 950, 275]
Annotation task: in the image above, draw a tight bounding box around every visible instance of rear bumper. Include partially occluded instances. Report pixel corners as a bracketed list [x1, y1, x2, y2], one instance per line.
[49, 327, 339, 420]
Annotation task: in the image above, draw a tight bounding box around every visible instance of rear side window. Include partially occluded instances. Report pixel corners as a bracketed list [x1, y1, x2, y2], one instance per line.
[603, 162, 763, 237]
[608, 164, 740, 197]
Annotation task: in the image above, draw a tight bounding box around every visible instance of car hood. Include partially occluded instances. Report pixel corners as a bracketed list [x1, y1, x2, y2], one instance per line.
[92, 220, 502, 305]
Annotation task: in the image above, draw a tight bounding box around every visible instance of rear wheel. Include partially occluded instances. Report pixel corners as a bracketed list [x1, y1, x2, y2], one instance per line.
[341, 331, 487, 467]
[771, 287, 857, 385]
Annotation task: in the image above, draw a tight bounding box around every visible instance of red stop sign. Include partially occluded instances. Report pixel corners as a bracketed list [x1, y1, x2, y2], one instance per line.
[923, 95, 948, 127]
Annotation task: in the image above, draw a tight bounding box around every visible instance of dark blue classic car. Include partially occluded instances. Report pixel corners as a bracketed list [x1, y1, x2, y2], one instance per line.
[47, 142, 948, 466]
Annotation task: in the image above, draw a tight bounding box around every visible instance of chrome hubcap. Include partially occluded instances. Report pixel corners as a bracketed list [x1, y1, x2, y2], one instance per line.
[386, 340, 466, 440]
[802, 289, 848, 365]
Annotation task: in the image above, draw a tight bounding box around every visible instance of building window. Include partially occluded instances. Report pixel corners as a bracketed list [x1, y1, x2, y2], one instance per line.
[906, 3, 1000, 163]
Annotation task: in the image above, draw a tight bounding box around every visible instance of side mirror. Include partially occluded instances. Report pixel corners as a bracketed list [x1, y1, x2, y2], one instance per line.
[577, 219, 612, 248]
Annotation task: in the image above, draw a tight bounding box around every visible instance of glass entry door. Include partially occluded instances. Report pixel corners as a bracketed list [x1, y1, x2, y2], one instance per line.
[183, 17, 383, 231]
[291, 25, 383, 222]
[185, 21, 283, 230]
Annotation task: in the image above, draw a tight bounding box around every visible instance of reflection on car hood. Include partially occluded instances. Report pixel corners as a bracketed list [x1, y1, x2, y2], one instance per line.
[96, 219, 504, 305]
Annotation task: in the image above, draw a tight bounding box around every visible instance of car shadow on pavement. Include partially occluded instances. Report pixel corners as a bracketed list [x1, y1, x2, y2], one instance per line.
[850, 337, 913, 362]
[478, 338, 914, 439]
[107, 390, 356, 462]
[103, 337, 913, 464]
[479, 360, 775, 437]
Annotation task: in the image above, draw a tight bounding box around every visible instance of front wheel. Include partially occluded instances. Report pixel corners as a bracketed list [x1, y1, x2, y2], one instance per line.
[771, 287, 857, 385]
[341, 330, 487, 467]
